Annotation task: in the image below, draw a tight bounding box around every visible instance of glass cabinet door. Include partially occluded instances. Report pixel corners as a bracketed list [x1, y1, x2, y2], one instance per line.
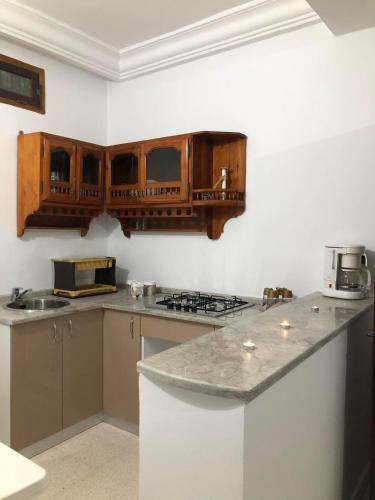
[42, 137, 76, 203]
[141, 138, 189, 203]
[107, 147, 141, 205]
[77, 146, 103, 205]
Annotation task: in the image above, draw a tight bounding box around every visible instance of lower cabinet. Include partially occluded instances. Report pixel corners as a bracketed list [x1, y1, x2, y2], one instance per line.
[11, 310, 103, 451]
[141, 315, 214, 343]
[11, 307, 215, 449]
[103, 311, 216, 427]
[103, 311, 141, 426]
[11, 318, 63, 451]
[62, 311, 103, 428]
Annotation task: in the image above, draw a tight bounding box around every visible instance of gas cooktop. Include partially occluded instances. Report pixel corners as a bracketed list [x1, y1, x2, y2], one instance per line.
[151, 292, 255, 317]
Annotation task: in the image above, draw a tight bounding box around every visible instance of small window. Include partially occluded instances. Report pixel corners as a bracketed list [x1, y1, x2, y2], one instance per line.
[0, 54, 45, 114]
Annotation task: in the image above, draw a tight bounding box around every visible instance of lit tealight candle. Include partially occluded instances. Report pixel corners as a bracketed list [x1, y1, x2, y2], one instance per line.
[279, 320, 291, 330]
[243, 340, 256, 352]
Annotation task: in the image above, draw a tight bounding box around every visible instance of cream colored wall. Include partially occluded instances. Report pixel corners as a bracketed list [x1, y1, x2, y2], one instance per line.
[0, 39, 109, 295]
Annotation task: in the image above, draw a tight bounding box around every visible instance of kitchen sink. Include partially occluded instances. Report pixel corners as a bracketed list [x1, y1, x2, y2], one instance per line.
[5, 298, 70, 312]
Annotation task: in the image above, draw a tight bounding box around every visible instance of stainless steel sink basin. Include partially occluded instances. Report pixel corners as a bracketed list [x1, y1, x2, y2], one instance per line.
[5, 298, 70, 311]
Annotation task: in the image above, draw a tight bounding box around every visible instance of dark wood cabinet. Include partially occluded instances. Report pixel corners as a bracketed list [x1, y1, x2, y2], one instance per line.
[106, 145, 142, 206]
[77, 145, 104, 206]
[106, 131, 246, 240]
[141, 136, 189, 204]
[18, 130, 246, 239]
[42, 136, 77, 204]
[18, 132, 104, 237]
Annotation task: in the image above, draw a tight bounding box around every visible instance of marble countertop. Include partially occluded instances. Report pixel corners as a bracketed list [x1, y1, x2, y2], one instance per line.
[137, 292, 373, 402]
[2, 288, 371, 404]
[0, 289, 259, 327]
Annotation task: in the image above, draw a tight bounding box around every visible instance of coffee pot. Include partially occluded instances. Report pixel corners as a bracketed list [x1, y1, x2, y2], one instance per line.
[323, 245, 372, 299]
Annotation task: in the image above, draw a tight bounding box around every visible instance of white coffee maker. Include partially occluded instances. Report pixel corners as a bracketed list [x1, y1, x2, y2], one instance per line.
[323, 245, 372, 299]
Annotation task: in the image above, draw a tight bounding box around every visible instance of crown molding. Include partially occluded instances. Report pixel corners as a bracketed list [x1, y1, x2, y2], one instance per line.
[0, 0, 119, 79]
[119, 0, 320, 80]
[0, 0, 320, 82]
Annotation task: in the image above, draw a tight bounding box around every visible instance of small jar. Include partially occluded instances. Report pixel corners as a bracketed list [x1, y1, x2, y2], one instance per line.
[126, 280, 133, 295]
[130, 281, 144, 299]
[143, 281, 156, 296]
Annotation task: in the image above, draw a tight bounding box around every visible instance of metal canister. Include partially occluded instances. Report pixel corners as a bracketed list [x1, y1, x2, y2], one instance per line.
[144, 281, 156, 296]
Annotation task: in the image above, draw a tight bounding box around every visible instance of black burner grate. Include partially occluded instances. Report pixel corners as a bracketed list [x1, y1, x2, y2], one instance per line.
[156, 292, 251, 316]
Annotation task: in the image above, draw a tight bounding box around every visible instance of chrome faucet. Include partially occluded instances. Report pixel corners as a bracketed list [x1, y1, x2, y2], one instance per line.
[11, 287, 32, 301]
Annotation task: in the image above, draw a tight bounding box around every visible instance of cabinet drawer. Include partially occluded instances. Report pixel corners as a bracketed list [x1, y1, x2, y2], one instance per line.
[141, 316, 213, 343]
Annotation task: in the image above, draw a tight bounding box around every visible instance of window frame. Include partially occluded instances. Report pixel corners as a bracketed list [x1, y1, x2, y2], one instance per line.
[0, 54, 45, 114]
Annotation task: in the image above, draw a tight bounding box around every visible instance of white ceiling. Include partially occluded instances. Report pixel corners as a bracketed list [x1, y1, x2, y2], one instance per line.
[307, 0, 375, 35]
[18, 0, 247, 48]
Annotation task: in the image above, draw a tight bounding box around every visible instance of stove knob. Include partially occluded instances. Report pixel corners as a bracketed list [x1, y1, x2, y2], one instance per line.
[183, 305, 190, 312]
[191, 306, 198, 313]
[175, 304, 182, 311]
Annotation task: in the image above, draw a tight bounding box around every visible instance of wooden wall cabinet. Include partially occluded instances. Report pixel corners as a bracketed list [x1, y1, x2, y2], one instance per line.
[106, 131, 246, 240]
[18, 131, 246, 239]
[17, 132, 104, 237]
[11, 310, 103, 451]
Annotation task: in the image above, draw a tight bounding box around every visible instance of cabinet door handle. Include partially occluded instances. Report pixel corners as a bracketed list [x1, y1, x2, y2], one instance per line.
[130, 317, 134, 339]
[68, 319, 73, 338]
[52, 322, 57, 343]
[367, 331, 375, 338]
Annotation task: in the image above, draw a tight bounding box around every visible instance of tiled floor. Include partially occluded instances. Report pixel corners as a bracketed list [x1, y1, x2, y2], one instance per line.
[33, 423, 138, 500]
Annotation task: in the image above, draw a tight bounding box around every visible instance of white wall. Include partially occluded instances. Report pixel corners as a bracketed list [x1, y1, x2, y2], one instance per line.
[106, 23, 375, 298]
[139, 327, 350, 500]
[0, 39, 109, 294]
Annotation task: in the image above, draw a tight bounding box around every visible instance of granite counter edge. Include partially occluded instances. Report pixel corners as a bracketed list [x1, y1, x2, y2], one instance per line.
[137, 301, 373, 402]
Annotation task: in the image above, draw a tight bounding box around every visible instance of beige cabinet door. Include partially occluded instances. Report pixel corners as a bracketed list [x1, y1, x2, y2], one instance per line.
[11, 319, 62, 451]
[141, 315, 214, 343]
[62, 310, 103, 428]
[103, 311, 141, 425]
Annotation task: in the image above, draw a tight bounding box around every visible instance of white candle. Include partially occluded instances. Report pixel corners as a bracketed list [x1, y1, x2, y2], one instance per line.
[279, 320, 291, 329]
[243, 340, 256, 352]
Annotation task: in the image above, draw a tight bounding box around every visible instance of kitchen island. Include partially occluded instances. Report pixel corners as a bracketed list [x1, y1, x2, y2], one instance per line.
[137, 293, 373, 500]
